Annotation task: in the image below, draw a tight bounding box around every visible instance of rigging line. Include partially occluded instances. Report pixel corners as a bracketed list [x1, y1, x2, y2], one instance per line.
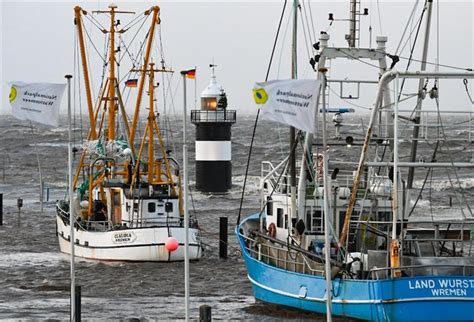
[277, 4, 293, 78]
[397, 2, 427, 102]
[75, 31, 84, 145]
[306, 0, 317, 47]
[83, 12, 106, 32]
[436, 0, 439, 73]
[390, 52, 472, 72]
[429, 167, 434, 223]
[237, 0, 288, 226]
[327, 86, 370, 110]
[300, 1, 314, 53]
[119, 14, 150, 65]
[98, 31, 109, 99]
[338, 49, 381, 70]
[135, 28, 151, 66]
[82, 21, 107, 63]
[435, 97, 473, 217]
[165, 73, 180, 155]
[298, 5, 312, 61]
[407, 140, 439, 218]
[82, 23, 97, 107]
[118, 35, 139, 68]
[376, 0, 383, 35]
[87, 11, 107, 31]
[463, 79, 474, 104]
[394, 0, 420, 55]
[121, 10, 147, 30]
[396, 6, 426, 57]
[158, 25, 166, 63]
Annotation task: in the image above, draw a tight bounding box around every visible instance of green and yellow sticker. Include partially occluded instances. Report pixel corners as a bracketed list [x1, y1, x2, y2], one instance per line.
[253, 88, 268, 104]
[9, 86, 17, 103]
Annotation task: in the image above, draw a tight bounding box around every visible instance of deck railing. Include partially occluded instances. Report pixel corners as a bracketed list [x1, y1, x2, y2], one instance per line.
[369, 264, 474, 280]
[239, 229, 474, 280]
[239, 231, 325, 276]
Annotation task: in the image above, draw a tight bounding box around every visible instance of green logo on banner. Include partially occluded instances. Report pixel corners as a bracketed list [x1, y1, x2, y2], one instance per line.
[9, 86, 17, 103]
[253, 88, 268, 104]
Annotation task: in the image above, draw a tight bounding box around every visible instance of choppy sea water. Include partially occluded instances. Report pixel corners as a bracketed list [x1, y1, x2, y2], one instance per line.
[0, 114, 472, 320]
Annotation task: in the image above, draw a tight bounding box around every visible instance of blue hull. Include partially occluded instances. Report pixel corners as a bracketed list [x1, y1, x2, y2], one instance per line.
[237, 214, 474, 321]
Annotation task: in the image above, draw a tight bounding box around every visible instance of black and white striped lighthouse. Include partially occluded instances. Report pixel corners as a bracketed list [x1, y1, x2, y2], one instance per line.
[191, 65, 236, 192]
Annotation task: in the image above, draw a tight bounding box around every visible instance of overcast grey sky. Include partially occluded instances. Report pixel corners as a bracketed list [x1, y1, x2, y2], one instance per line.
[1, 0, 473, 117]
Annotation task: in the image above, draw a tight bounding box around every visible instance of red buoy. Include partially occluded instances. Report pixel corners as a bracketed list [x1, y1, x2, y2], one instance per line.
[165, 237, 179, 252]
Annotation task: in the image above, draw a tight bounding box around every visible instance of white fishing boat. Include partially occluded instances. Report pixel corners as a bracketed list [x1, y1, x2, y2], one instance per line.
[56, 4, 202, 261]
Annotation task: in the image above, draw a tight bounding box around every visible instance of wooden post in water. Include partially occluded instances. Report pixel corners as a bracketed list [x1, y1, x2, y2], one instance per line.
[219, 217, 228, 259]
[17, 198, 23, 215]
[199, 305, 211, 322]
[73, 285, 81, 322]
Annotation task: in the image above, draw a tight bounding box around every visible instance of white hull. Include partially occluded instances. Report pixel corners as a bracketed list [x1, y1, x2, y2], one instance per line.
[56, 216, 202, 262]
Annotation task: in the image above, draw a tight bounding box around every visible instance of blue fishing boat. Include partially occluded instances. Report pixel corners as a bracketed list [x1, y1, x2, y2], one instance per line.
[237, 0, 474, 320]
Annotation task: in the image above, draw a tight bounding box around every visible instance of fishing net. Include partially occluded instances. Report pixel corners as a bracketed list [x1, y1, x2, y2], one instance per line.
[82, 138, 131, 160]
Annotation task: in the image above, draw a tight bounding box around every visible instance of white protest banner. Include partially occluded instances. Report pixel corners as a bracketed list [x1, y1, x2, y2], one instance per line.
[253, 79, 321, 133]
[9, 82, 66, 127]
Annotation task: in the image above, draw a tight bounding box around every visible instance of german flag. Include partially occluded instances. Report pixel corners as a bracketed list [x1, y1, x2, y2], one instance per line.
[125, 79, 138, 87]
[184, 69, 196, 79]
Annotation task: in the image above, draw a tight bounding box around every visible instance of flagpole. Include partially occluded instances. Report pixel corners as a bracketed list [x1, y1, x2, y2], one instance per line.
[65, 74, 75, 321]
[180, 70, 190, 322]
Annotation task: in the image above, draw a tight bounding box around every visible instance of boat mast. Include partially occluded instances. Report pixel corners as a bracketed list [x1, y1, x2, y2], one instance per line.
[129, 63, 176, 192]
[130, 6, 161, 150]
[74, 6, 97, 140]
[348, 0, 357, 47]
[147, 63, 156, 183]
[290, 0, 298, 224]
[407, 0, 434, 189]
[108, 3, 117, 140]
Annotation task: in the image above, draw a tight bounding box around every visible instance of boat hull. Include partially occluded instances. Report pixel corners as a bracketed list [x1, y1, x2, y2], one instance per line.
[237, 215, 474, 321]
[57, 215, 202, 262]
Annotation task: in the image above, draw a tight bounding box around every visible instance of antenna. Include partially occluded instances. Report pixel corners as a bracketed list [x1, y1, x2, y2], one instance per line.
[209, 63, 218, 79]
[327, 0, 369, 47]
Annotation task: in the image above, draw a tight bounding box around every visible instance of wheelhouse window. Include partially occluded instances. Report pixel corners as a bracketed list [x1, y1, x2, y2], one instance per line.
[306, 210, 323, 234]
[277, 208, 283, 228]
[266, 197, 273, 216]
[148, 202, 156, 213]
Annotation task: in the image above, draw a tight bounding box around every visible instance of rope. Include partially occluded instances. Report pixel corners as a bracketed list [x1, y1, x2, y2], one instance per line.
[394, 0, 421, 55]
[118, 13, 149, 65]
[237, 0, 288, 225]
[83, 12, 107, 32]
[434, 97, 473, 218]
[463, 79, 474, 104]
[298, 4, 312, 62]
[306, 0, 317, 45]
[82, 20, 107, 63]
[397, 1, 427, 101]
[376, 0, 384, 35]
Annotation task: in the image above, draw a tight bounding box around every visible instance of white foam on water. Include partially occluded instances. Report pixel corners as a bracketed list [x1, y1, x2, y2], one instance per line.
[29, 142, 68, 148]
[0, 252, 64, 268]
[413, 177, 474, 191]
